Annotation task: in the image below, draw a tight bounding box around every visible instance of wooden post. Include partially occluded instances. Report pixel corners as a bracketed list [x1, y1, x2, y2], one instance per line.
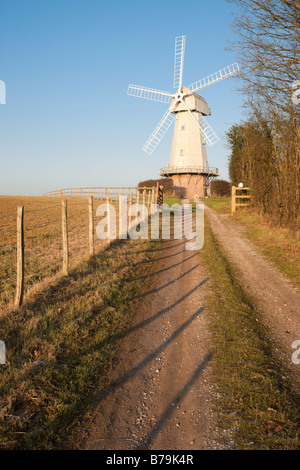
[128, 191, 132, 234]
[88, 196, 95, 256]
[106, 194, 111, 245]
[156, 182, 159, 204]
[62, 199, 69, 275]
[142, 189, 146, 220]
[231, 186, 236, 214]
[147, 189, 151, 208]
[15, 206, 24, 308]
[152, 186, 155, 204]
[157, 185, 163, 206]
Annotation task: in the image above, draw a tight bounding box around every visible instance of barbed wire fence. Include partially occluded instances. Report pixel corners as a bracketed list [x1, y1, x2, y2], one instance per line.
[0, 186, 156, 309]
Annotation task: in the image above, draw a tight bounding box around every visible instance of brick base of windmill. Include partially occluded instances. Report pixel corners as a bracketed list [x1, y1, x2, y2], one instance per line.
[160, 166, 219, 199]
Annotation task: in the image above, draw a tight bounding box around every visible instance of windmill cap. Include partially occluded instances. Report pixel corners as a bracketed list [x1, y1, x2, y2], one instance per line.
[171, 89, 210, 115]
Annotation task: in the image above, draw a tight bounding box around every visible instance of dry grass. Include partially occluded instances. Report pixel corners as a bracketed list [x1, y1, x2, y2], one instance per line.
[0, 196, 121, 306]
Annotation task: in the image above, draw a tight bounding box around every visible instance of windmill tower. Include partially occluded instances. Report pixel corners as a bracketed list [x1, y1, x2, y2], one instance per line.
[128, 36, 239, 199]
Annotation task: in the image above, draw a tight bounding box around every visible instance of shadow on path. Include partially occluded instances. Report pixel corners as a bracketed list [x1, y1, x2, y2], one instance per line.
[137, 352, 213, 450]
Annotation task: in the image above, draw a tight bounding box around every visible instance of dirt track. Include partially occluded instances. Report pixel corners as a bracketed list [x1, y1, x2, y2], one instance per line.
[82, 236, 217, 450]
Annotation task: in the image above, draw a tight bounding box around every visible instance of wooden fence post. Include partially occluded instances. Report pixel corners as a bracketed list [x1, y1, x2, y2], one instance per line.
[231, 186, 236, 214]
[106, 194, 111, 245]
[88, 196, 95, 256]
[15, 206, 24, 308]
[147, 189, 151, 209]
[128, 191, 132, 234]
[142, 189, 146, 220]
[62, 199, 69, 275]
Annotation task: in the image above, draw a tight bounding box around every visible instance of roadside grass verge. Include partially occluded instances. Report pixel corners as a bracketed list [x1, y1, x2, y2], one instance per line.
[203, 197, 231, 214]
[204, 198, 300, 289]
[162, 197, 182, 207]
[233, 209, 300, 289]
[200, 216, 300, 449]
[0, 237, 160, 449]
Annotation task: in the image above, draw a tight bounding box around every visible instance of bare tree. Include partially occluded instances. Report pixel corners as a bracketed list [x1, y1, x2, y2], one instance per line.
[227, 0, 300, 113]
[226, 0, 300, 231]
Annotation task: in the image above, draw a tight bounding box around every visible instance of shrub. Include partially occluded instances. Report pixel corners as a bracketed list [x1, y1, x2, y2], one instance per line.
[138, 178, 181, 197]
[210, 179, 231, 198]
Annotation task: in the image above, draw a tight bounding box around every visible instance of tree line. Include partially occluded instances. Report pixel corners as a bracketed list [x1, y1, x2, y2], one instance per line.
[226, 0, 300, 231]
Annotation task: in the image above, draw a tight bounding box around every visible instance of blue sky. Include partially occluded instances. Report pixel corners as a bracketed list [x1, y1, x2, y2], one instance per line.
[0, 0, 244, 196]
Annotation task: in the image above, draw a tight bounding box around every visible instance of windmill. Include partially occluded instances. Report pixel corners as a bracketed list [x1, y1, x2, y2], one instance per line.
[127, 35, 239, 198]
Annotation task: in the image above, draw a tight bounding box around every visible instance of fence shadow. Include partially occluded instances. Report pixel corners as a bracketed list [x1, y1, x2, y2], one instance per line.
[137, 352, 213, 450]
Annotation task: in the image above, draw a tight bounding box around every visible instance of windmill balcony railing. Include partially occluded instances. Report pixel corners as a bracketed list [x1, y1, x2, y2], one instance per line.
[159, 166, 219, 176]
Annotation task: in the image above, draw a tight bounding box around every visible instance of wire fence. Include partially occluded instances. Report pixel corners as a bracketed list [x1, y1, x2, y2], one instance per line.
[0, 187, 156, 309]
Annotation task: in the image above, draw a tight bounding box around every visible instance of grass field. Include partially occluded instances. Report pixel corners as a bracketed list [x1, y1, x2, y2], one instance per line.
[0, 196, 125, 306]
[204, 198, 300, 289]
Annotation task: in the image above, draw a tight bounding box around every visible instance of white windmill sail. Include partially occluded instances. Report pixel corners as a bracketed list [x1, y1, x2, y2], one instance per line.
[180, 100, 219, 146]
[127, 85, 173, 104]
[143, 107, 176, 155]
[201, 117, 219, 146]
[188, 63, 240, 93]
[174, 35, 186, 89]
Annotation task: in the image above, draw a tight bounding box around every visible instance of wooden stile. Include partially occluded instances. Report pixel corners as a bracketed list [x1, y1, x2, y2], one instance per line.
[231, 186, 251, 214]
[231, 186, 236, 214]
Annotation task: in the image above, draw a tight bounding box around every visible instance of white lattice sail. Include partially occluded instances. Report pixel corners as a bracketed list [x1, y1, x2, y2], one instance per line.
[127, 85, 172, 103]
[143, 109, 176, 155]
[188, 63, 240, 93]
[174, 36, 186, 89]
